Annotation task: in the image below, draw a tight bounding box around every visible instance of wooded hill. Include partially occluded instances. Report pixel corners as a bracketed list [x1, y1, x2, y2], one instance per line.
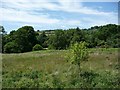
[1, 24, 120, 53]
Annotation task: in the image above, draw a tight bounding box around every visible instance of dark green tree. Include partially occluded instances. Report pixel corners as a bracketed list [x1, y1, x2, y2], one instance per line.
[1, 26, 7, 53]
[48, 30, 67, 49]
[36, 31, 48, 48]
[71, 27, 84, 44]
[14, 26, 37, 52]
[4, 41, 20, 53]
[0, 25, 6, 35]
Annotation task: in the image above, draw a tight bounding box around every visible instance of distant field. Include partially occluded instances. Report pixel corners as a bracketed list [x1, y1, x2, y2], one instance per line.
[2, 48, 119, 88]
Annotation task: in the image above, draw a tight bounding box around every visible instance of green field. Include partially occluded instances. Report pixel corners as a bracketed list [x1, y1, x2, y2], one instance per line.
[2, 48, 120, 88]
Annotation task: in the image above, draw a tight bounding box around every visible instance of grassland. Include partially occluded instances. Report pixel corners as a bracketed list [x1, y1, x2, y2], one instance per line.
[2, 48, 120, 88]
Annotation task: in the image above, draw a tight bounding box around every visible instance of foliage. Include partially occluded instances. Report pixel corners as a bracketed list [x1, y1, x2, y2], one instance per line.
[2, 70, 119, 88]
[2, 26, 37, 53]
[68, 41, 89, 65]
[2, 49, 119, 88]
[15, 26, 37, 52]
[36, 31, 48, 48]
[48, 30, 67, 50]
[2, 24, 120, 53]
[48, 45, 56, 50]
[3, 41, 20, 53]
[67, 41, 89, 79]
[71, 27, 84, 44]
[0, 25, 6, 34]
[32, 44, 43, 51]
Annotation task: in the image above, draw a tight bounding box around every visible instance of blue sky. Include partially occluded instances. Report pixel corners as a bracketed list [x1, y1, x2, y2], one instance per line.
[0, 0, 119, 33]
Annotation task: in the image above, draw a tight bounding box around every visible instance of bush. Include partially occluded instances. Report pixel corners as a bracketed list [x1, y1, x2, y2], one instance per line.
[4, 41, 21, 53]
[15, 77, 35, 88]
[32, 44, 43, 51]
[48, 45, 56, 50]
[67, 42, 89, 74]
[2, 69, 119, 88]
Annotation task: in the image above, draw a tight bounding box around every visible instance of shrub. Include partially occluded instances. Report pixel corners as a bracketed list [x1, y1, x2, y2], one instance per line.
[2, 70, 119, 88]
[67, 41, 89, 76]
[32, 44, 43, 51]
[4, 41, 21, 53]
[15, 77, 35, 88]
[48, 45, 56, 50]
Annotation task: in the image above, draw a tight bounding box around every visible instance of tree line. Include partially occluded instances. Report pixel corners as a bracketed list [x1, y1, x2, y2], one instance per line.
[0, 24, 120, 53]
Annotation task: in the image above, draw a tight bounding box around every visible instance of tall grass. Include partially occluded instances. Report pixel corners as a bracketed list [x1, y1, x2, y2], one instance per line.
[2, 48, 119, 88]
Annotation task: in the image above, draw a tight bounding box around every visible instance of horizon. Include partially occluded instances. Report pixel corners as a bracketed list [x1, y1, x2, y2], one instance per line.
[1, 23, 118, 34]
[0, 0, 118, 33]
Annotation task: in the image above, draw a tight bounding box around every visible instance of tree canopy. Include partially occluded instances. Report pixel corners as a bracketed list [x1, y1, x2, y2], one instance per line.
[2, 24, 120, 53]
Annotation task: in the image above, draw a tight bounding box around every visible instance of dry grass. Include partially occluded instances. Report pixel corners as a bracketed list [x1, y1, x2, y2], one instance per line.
[2, 48, 118, 74]
[2, 48, 119, 88]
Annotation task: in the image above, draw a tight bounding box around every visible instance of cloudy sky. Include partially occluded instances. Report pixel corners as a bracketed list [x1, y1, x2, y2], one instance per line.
[0, 0, 119, 33]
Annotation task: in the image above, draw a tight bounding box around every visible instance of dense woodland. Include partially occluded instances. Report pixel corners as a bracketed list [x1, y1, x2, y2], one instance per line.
[1, 24, 120, 53]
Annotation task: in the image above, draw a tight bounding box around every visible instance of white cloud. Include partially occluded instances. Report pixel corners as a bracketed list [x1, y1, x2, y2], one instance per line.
[0, 7, 60, 24]
[57, 0, 117, 16]
[1, 0, 117, 15]
[0, 0, 118, 30]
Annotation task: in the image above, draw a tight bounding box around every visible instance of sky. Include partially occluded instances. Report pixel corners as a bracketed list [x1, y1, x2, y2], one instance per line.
[0, 0, 119, 33]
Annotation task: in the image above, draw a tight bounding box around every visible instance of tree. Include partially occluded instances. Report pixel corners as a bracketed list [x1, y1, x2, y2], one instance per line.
[2, 24, 119, 53]
[1, 26, 7, 53]
[71, 27, 84, 44]
[3, 26, 37, 53]
[67, 41, 89, 77]
[0, 25, 6, 35]
[4, 41, 20, 53]
[14, 26, 37, 52]
[48, 30, 67, 49]
[36, 31, 48, 48]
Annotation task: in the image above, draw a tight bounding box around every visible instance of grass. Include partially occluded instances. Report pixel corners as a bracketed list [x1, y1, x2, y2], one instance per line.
[2, 50, 67, 72]
[2, 48, 119, 88]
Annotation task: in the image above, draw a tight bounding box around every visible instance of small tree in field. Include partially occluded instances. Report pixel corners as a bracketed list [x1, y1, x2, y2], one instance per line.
[67, 41, 89, 76]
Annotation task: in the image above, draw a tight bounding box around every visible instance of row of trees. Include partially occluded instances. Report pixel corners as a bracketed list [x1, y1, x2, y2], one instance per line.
[48, 24, 120, 49]
[1, 24, 120, 53]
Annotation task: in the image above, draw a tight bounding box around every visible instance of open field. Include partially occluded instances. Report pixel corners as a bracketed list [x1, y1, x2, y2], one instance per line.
[2, 48, 120, 88]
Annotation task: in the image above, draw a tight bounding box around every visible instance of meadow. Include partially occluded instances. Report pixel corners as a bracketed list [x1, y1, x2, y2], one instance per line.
[2, 48, 120, 88]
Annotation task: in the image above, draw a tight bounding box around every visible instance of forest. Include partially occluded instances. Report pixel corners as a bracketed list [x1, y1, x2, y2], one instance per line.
[1, 24, 120, 53]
